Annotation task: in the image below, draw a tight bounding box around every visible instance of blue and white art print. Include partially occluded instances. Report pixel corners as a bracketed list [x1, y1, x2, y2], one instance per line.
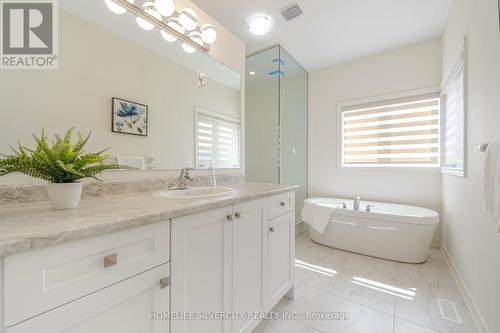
[112, 97, 148, 136]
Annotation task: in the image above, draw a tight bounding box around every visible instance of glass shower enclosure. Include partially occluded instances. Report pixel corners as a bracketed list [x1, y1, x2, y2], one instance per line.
[245, 45, 308, 222]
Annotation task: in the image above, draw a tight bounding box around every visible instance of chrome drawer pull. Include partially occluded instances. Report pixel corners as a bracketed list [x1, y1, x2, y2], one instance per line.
[226, 214, 233, 221]
[280, 201, 286, 207]
[104, 253, 117, 268]
[160, 277, 170, 289]
[269, 227, 275, 232]
[235, 212, 241, 219]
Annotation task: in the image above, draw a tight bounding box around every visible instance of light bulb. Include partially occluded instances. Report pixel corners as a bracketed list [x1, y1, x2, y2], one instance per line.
[179, 8, 198, 31]
[155, 0, 175, 17]
[200, 24, 216, 44]
[105, 0, 134, 14]
[248, 14, 273, 36]
[181, 43, 196, 54]
[136, 2, 161, 31]
[160, 17, 185, 42]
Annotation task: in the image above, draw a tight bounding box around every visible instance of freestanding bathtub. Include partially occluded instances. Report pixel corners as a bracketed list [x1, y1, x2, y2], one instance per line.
[304, 198, 439, 263]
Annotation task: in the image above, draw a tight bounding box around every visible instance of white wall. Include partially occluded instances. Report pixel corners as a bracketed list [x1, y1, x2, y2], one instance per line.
[441, 0, 500, 332]
[309, 38, 443, 215]
[0, 5, 246, 184]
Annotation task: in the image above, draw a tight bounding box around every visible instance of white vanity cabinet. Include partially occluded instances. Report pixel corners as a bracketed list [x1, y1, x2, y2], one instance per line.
[170, 206, 234, 333]
[3, 222, 171, 333]
[171, 192, 295, 333]
[268, 210, 295, 309]
[232, 199, 268, 333]
[6, 264, 170, 333]
[1, 189, 295, 333]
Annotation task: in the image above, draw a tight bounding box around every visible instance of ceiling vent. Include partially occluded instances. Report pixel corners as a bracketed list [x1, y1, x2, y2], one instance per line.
[280, 3, 303, 21]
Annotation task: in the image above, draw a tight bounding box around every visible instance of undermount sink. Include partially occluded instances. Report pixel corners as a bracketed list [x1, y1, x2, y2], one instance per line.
[154, 186, 234, 199]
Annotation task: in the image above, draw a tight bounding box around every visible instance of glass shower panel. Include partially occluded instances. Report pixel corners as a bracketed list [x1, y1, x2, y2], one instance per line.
[279, 47, 308, 221]
[245, 46, 280, 183]
[246, 45, 308, 223]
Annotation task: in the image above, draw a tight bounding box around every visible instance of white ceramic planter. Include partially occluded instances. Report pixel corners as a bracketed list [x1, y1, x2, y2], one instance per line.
[46, 182, 83, 210]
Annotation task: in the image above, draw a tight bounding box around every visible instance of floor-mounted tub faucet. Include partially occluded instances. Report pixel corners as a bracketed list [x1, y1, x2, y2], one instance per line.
[353, 196, 361, 210]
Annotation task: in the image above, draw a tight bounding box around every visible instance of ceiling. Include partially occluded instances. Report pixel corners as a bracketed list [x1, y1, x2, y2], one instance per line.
[191, 0, 453, 71]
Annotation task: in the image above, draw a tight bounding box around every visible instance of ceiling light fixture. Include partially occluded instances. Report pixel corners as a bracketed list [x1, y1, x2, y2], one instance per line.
[104, 0, 216, 54]
[247, 14, 273, 36]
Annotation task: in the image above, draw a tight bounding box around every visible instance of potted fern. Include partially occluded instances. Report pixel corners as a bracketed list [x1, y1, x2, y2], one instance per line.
[0, 129, 123, 209]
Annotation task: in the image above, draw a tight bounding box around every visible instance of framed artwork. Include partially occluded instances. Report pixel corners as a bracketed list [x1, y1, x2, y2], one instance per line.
[111, 97, 148, 136]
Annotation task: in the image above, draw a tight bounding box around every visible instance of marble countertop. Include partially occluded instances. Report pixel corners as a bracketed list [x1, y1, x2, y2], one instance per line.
[0, 182, 298, 258]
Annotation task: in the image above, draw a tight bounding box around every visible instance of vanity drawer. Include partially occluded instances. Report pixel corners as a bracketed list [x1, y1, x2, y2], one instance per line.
[268, 191, 295, 219]
[4, 221, 170, 327]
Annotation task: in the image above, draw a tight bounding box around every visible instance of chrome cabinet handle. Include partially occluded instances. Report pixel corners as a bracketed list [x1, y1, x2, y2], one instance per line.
[269, 227, 275, 232]
[235, 212, 241, 219]
[160, 277, 170, 289]
[104, 253, 117, 268]
[226, 214, 233, 221]
[280, 201, 286, 207]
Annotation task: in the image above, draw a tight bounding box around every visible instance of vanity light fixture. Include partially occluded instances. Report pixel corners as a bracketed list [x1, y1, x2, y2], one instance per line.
[104, 0, 215, 53]
[200, 24, 217, 44]
[179, 8, 198, 31]
[105, 0, 134, 14]
[248, 14, 273, 36]
[160, 17, 185, 42]
[181, 42, 196, 54]
[249, 71, 256, 75]
[136, 2, 161, 30]
[154, 0, 175, 17]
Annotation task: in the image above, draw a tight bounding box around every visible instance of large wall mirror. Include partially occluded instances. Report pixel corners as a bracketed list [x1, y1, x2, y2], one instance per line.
[0, 0, 241, 182]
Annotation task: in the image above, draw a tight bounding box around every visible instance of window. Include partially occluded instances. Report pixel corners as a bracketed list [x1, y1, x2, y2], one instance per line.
[340, 93, 441, 168]
[441, 40, 466, 176]
[195, 108, 241, 169]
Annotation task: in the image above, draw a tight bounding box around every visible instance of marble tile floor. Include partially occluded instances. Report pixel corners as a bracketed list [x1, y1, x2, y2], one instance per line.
[254, 232, 477, 333]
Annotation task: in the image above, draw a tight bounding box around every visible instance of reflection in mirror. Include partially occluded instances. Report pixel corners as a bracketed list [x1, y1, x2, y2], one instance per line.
[0, 0, 241, 183]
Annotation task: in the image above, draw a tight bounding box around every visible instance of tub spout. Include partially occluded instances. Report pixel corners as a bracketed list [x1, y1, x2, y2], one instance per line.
[353, 196, 361, 210]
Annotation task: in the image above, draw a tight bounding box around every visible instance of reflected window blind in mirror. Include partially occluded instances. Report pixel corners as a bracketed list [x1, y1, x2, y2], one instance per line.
[441, 45, 465, 176]
[341, 93, 441, 168]
[196, 108, 241, 169]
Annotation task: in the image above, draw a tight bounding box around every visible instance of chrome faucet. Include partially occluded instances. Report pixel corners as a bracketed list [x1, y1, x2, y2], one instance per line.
[169, 167, 195, 190]
[353, 196, 361, 210]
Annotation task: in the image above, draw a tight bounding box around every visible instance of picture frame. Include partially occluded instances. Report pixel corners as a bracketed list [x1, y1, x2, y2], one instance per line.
[111, 97, 148, 137]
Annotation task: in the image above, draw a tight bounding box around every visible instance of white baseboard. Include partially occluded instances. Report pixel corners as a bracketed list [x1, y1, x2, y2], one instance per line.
[295, 221, 308, 236]
[440, 242, 490, 333]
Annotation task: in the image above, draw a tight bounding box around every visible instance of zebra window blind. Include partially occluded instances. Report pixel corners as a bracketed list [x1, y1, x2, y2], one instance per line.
[341, 93, 441, 168]
[195, 109, 241, 169]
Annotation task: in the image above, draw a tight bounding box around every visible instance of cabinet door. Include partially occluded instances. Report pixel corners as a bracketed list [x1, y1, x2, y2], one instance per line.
[171, 206, 233, 333]
[6, 264, 170, 333]
[268, 211, 295, 310]
[232, 199, 268, 333]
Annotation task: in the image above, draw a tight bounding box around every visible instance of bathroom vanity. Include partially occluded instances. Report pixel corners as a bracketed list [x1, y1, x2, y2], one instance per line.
[0, 183, 296, 333]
